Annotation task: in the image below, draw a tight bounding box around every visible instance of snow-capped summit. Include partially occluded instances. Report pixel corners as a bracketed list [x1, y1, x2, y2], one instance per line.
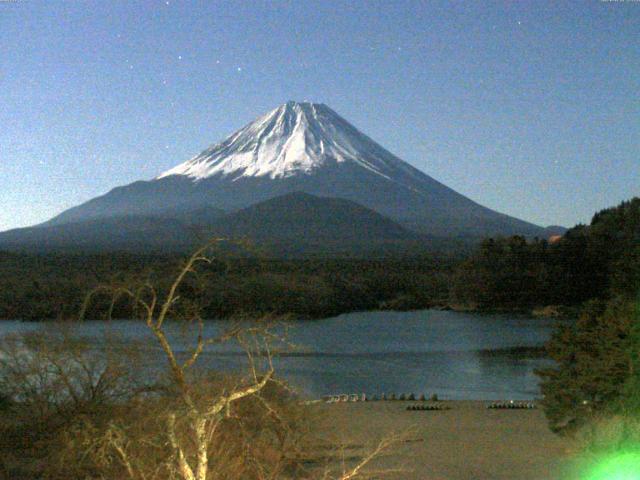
[158, 101, 413, 182]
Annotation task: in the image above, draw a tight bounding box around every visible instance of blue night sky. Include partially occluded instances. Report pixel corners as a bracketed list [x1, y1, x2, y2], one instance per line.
[1, 0, 638, 232]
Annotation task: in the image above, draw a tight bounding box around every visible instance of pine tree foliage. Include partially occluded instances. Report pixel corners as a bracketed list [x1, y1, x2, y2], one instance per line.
[537, 298, 637, 434]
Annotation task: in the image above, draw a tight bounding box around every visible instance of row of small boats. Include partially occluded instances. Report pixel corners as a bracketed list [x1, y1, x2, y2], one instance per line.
[406, 403, 450, 411]
[487, 401, 536, 409]
[323, 393, 439, 403]
[322, 394, 537, 410]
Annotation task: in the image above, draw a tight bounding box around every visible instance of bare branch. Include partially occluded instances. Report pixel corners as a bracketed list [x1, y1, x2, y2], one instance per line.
[167, 413, 196, 480]
[156, 239, 225, 329]
[206, 369, 275, 418]
[181, 315, 205, 370]
[337, 433, 405, 480]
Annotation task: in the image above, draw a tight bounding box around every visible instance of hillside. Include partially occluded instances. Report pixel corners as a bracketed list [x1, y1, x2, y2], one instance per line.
[0, 193, 423, 255]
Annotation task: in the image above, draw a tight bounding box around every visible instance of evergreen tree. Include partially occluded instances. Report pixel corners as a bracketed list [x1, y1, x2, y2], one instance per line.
[537, 297, 637, 434]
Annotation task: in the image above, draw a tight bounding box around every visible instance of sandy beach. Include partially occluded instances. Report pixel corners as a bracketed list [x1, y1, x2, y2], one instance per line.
[310, 400, 570, 480]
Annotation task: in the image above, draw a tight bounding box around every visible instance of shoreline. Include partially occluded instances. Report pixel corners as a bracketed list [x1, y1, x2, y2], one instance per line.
[309, 400, 570, 480]
[0, 302, 577, 322]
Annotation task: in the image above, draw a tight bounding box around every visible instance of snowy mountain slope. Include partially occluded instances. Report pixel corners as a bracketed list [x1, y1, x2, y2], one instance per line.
[43, 101, 545, 238]
[157, 101, 415, 182]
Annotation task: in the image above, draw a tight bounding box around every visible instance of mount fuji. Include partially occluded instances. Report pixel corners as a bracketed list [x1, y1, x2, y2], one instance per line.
[43, 101, 544, 238]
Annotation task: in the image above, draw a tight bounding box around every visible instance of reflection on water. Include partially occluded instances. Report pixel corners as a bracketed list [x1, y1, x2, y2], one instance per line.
[0, 310, 562, 400]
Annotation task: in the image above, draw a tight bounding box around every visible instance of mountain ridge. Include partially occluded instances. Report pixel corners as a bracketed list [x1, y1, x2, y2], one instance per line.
[43, 101, 546, 238]
[0, 192, 420, 254]
[212, 191, 415, 240]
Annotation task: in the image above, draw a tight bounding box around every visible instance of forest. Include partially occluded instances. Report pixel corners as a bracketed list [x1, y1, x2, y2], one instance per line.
[0, 198, 638, 322]
[0, 252, 455, 321]
[452, 197, 640, 310]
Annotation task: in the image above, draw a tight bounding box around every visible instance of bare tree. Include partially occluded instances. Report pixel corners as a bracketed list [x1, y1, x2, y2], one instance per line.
[44, 239, 402, 480]
[0, 325, 150, 479]
[0, 326, 144, 422]
[0, 240, 405, 479]
[77, 239, 297, 480]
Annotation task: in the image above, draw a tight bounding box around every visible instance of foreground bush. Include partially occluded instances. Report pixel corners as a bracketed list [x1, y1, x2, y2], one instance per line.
[0, 241, 398, 480]
[0, 331, 308, 479]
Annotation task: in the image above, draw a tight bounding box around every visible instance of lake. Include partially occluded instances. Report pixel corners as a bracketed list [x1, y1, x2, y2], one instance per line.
[0, 310, 561, 400]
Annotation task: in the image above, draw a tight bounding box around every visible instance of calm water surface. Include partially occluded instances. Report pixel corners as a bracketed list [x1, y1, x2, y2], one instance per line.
[0, 310, 561, 400]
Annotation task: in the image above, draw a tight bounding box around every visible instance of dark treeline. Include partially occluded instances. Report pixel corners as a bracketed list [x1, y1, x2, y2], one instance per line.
[533, 199, 640, 439]
[451, 198, 640, 311]
[0, 252, 455, 321]
[2, 198, 637, 322]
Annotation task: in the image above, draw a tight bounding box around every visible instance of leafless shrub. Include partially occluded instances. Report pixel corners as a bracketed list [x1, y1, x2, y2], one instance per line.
[0, 325, 149, 478]
[0, 327, 145, 420]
